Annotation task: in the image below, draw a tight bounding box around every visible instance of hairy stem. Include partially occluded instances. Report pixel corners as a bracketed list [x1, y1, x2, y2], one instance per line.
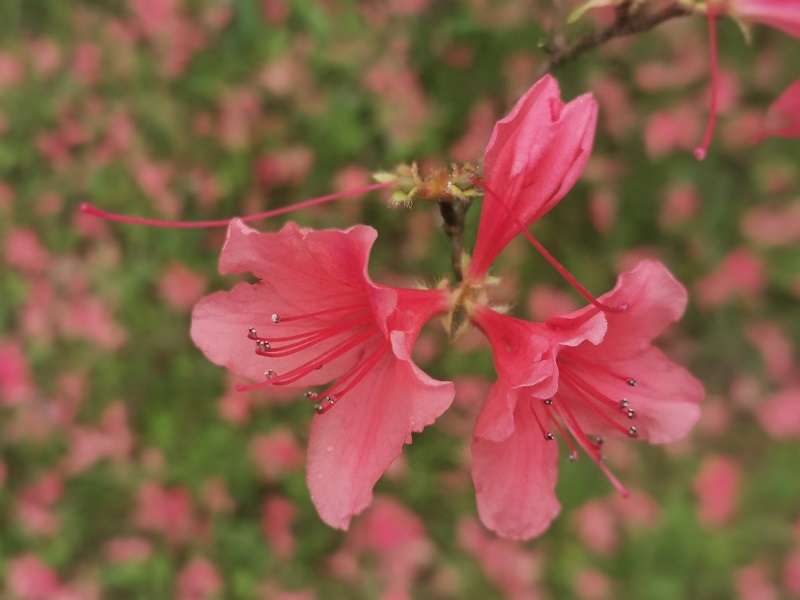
[438, 200, 473, 283]
[537, 2, 692, 77]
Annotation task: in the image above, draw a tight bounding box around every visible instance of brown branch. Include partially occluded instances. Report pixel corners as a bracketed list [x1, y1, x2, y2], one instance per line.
[536, 2, 692, 78]
[438, 199, 472, 283]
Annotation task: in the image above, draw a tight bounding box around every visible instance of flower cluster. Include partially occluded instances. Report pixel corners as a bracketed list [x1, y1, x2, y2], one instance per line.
[190, 75, 704, 539]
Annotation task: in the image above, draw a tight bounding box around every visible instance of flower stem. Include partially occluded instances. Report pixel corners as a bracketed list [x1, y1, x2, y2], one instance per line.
[438, 199, 473, 283]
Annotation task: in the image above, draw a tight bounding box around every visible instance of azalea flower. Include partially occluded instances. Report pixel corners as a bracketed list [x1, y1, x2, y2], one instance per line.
[468, 75, 598, 281]
[84, 74, 703, 540]
[692, 0, 800, 158]
[756, 79, 800, 140]
[468, 261, 704, 539]
[725, 0, 800, 38]
[453, 76, 703, 539]
[190, 219, 454, 528]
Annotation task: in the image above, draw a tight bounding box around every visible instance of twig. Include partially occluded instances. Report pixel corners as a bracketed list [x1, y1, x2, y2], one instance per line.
[438, 200, 472, 283]
[536, 2, 692, 78]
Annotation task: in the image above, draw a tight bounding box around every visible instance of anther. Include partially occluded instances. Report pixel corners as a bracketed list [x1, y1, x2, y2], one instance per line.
[304, 391, 318, 399]
[544, 399, 553, 406]
[568, 451, 579, 462]
[257, 340, 271, 350]
[594, 436, 605, 448]
[626, 378, 637, 387]
[325, 395, 336, 405]
[248, 327, 257, 339]
[546, 432, 555, 441]
[264, 370, 275, 379]
[314, 404, 324, 413]
[271, 314, 281, 324]
[628, 426, 638, 438]
[618, 399, 629, 409]
[627, 409, 636, 419]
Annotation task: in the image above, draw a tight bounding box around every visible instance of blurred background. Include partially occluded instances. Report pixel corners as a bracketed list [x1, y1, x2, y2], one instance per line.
[1, 0, 799, 598]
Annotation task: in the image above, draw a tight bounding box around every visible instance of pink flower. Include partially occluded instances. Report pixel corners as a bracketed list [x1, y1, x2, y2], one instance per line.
[757, 79, 800, 140]
[757, 388, 800, 438]
[175, 557, 222, 600]
[693, 455, 741, 527]
[6, 554, 62, 600]
[468, 75, 597, 280]
[467, 261, 704, 539]
[191, 220, 454, 529]
[727, 0, 800, 38]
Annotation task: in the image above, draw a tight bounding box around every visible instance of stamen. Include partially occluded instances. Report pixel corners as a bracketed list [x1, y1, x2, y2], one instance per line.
[234, 328, 378, 392]
[544, 402, 580, 459]
[529, 402, 555, 441]
[694, 9, 720, 161]
[253, 316, 374, 357]
[78, 182, 394, 228]
[553, 396, 629, 497]
[559, 371, 632, 436]
[311, 341, 390, 414]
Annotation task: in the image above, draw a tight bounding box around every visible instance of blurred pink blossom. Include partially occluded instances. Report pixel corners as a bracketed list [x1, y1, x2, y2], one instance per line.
[59, 295, 127, 349]
[588, 190, 617, 233]
[757, 388, 800, 439]
[135, 483, 201, 544]
[104, 537, 154, 564]
[695, 247, 766, 308]
[575, 568, 614, 600]
[4, 228, 52, 273]
[28, 38, 62, 77]
[0, 51, 24, 86]
[741, 201, 800, 246]
[71, 42, 101, 85]
[0, 339, 35, 406]
[250, 429, 304, 480]
[254, 146, 315, 188]
[458, 518, 543, 600]
[659, 183, 699, 228]
[6, 554, 62, 600]
[261, 0, 290, 24]
[693, 455, 740, 527]
[784, 553, 800, 596]
[158, 263, 208, 311]
[591, 75, 635, 138]
[644, 106, 702, 159]
[449, 100, 496, 163]
[610, 488, 662, 528]
[526, 284, 581, 321]
[63, 401, 134, 474]
[745, 322, 794, 383]
[201, 478, 235, 515]
[735, 562, 778, 600]
[573, 500, 619, 554]
[345, 497, 434, 600]
[261, 497, 297, 559]
[176, 557, 222, 600]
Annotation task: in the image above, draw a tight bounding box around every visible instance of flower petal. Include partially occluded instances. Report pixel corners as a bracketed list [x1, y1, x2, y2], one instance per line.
[472, 393, 560, 540]
[470, 76, 598, 280]
[561, 346, 703, 444]
[548, 259, 687, 360]
[307, 352, 454, 529]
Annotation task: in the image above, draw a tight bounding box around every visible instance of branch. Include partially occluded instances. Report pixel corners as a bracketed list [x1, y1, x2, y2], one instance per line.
[438, 199, 472, 283]
[537, 2, 692, 77]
